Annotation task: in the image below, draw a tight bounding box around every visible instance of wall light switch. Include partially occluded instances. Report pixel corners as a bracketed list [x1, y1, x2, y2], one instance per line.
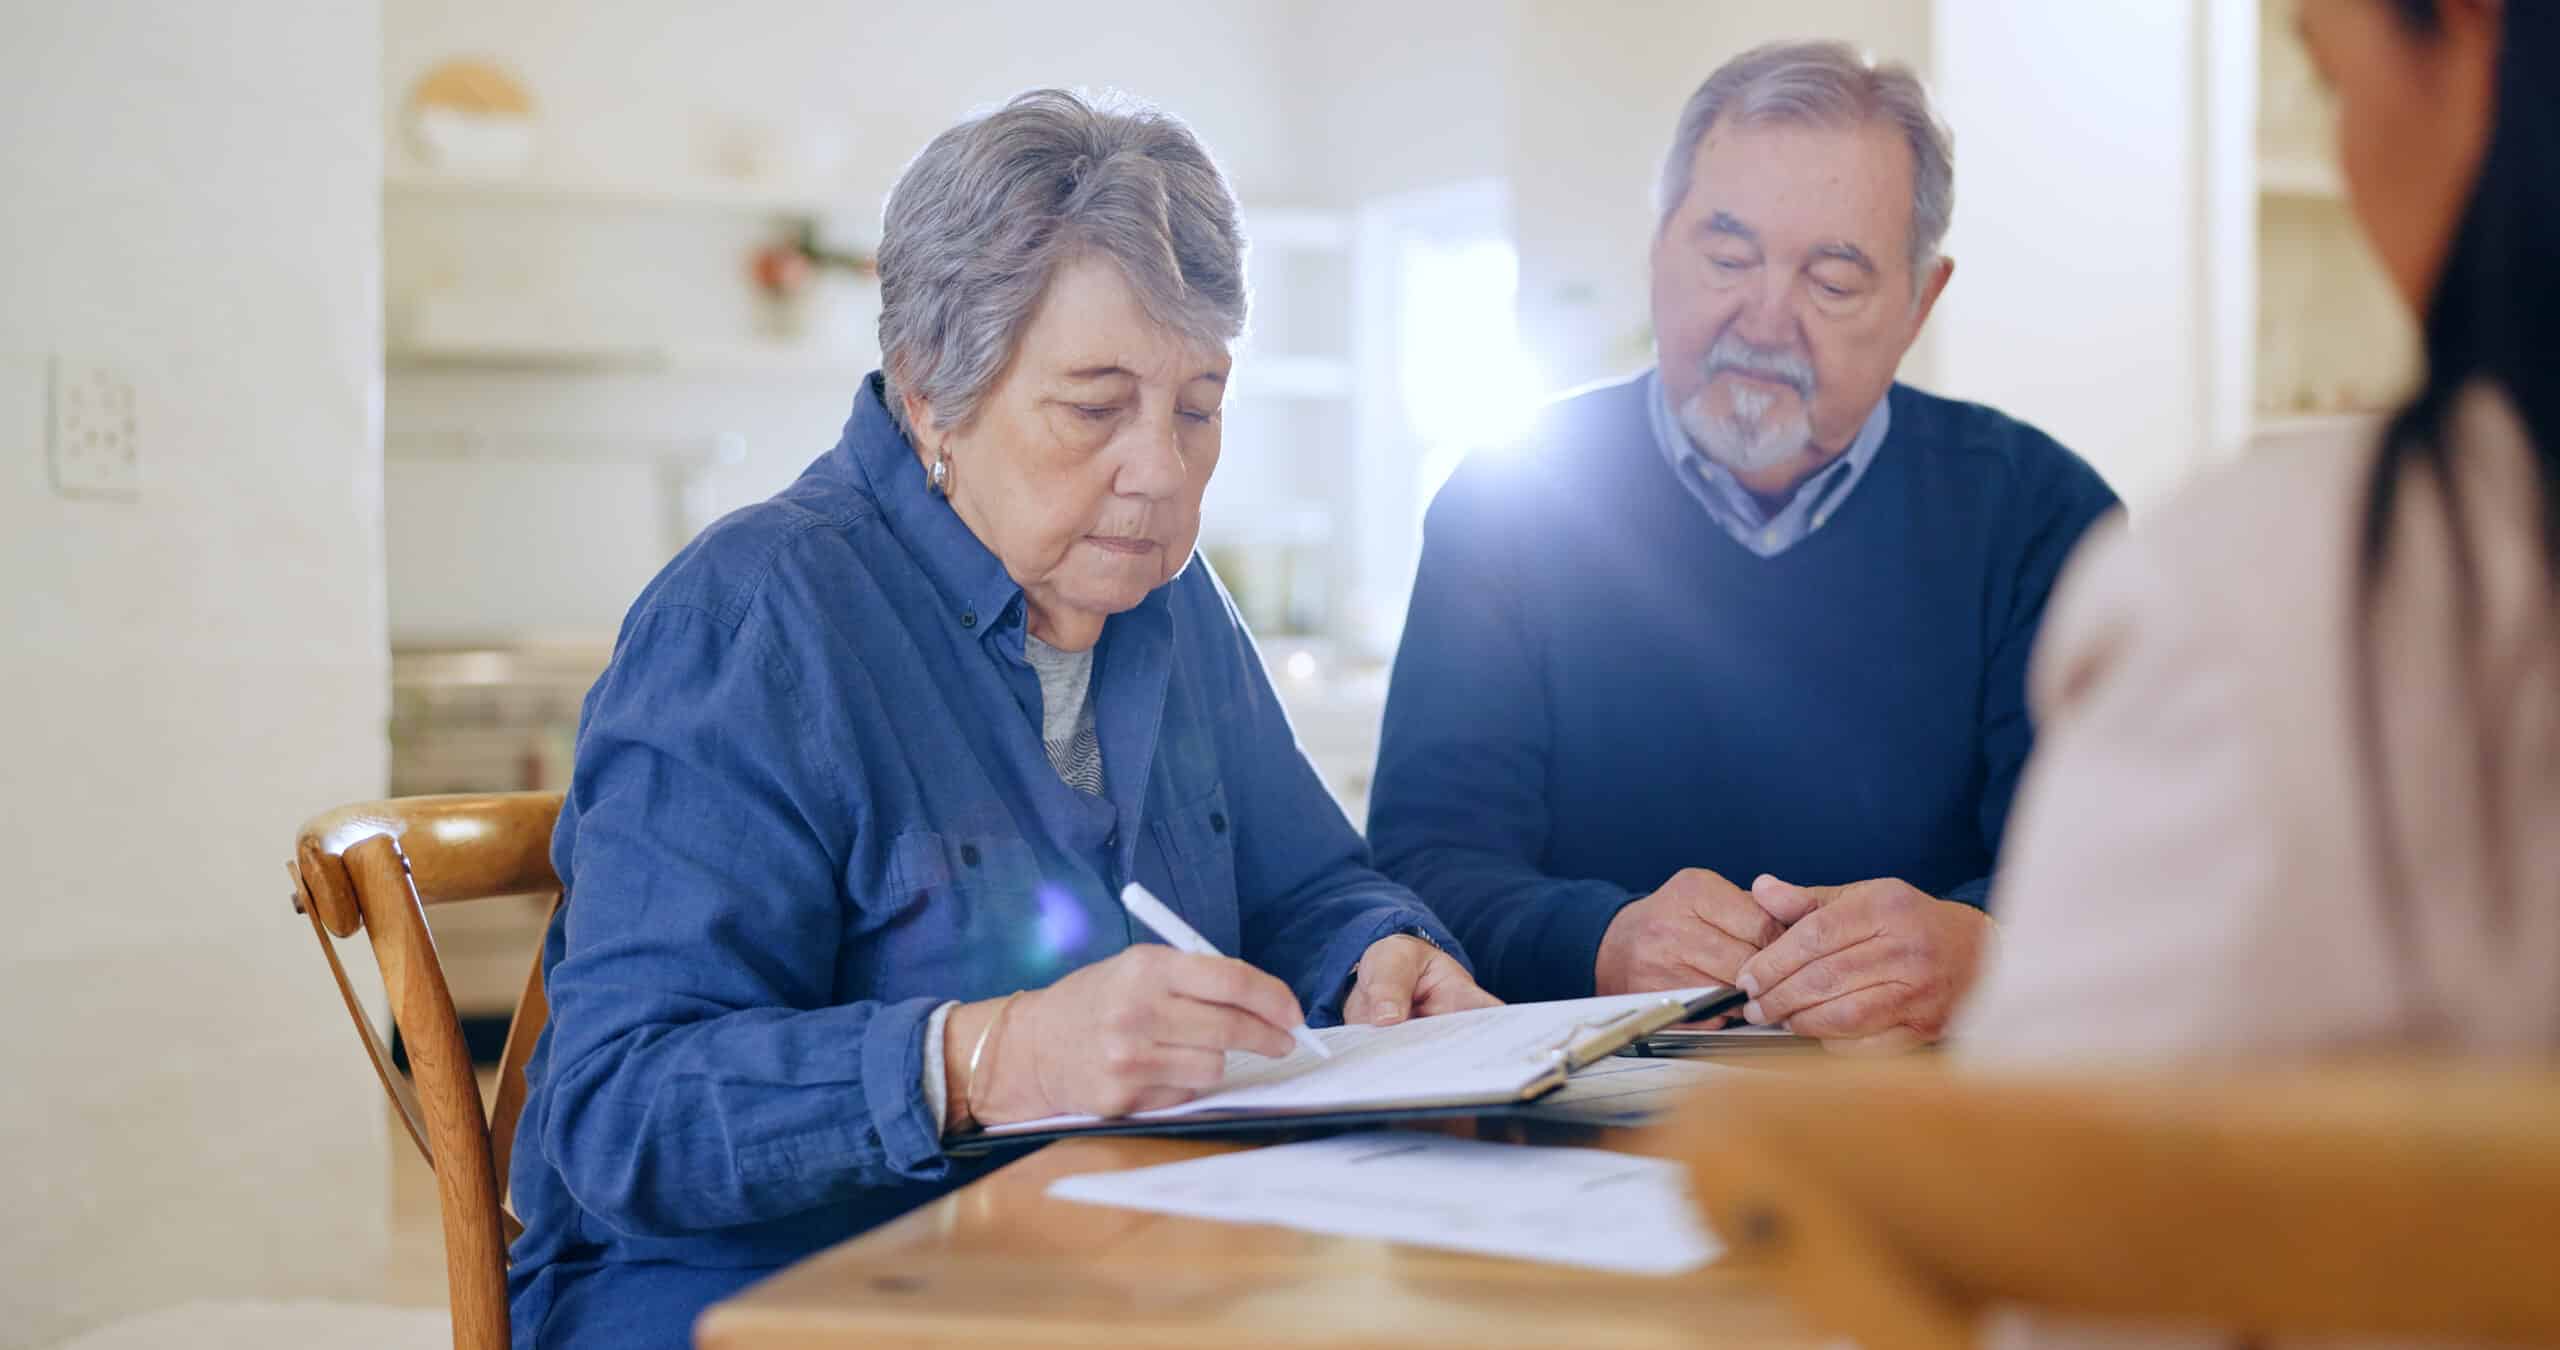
[49, 356, 141, 500]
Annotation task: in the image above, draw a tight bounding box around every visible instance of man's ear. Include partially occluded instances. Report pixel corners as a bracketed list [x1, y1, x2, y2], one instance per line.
[1910, 254, 1956, 335]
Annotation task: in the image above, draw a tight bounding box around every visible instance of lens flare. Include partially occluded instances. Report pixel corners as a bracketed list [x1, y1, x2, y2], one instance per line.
[1033, 881, 1092, 957]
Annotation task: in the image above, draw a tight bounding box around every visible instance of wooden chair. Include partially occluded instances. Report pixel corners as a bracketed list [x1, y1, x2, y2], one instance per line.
[1657, 1062, 2560, 1350]
[289, 792, 566, 1350]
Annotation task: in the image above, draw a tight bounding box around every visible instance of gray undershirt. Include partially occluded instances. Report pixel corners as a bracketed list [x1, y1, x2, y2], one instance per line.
[1025, 633, 1105, 796]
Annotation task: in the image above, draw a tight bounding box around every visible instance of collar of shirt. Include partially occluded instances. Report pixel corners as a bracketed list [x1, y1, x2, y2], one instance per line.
[1646, 367, 1893, 558]
[833, 372, 1173, 859]
[836, 372, 1039, 647]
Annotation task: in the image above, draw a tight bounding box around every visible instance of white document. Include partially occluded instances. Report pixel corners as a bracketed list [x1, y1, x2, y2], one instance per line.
[1049, 1132, 1722, 1275]
[1510, 1055, 1744, 1126]
[983, 988, 1716, 1137]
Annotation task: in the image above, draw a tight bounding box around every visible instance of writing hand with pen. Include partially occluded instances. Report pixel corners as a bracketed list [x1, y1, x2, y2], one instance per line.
[1592, 868, 1993, 1052]
[942, 891, 1496, 1130]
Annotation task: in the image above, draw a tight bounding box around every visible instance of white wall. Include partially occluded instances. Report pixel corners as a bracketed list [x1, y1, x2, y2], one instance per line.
[1296, 0, 1515, 205]
[1508, 0, 1936, 393]
[0, 3, 390, 1345]
[1929, 0, 2237, 507]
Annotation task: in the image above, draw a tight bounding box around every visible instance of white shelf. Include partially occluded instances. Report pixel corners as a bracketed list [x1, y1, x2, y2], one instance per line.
[389, 170, 1351, 250]
[385, 428, 746, 467]
[389, 335, 877, 380]
[386, 166, 862, 217]
[2259, 155, 2343, 202]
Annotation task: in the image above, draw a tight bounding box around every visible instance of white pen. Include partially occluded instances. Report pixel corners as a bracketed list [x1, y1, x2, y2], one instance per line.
[1119, 882, 1332, 1059]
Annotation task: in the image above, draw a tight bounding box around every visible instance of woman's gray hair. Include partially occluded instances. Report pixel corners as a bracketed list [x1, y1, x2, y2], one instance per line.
[876, 88, 1248, 437]
[1656, 40, 1956, 274]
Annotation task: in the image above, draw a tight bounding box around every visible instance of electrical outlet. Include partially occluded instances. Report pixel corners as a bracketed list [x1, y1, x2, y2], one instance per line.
[48, 357, 140, 500]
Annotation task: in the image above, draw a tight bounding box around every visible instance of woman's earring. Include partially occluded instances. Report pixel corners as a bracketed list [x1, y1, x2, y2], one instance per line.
[929, 449, 951, 496]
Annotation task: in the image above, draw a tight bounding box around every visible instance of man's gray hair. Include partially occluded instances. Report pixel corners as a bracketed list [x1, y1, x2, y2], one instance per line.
[1656, 40, 1955, 272]
[877, 88, 1247, 437]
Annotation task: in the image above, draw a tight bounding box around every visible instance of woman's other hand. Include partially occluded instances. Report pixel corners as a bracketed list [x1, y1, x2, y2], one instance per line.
[1343, 935, 1502, 1026]
[949, 945, 1306, 1126]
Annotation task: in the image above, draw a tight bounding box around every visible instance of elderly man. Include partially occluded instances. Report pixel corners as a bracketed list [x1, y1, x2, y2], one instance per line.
[1370, 41, 2118, 1049]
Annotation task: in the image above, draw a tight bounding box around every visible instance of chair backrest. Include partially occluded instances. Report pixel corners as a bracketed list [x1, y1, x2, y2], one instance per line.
[1656, 1063, 2560, 1350]
[289, 791, 565, 1350]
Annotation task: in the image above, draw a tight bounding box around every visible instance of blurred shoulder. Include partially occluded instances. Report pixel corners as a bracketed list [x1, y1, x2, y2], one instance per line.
[2030, 415, 2385, 715]
[2032, 386, 2555, 729]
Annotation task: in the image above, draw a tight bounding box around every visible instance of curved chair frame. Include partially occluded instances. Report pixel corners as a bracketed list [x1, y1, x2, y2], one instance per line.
[290, 791, 565, 1350]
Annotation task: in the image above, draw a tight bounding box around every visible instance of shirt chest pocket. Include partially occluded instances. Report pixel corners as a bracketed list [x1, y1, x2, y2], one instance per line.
[856, 828, 1064, 999]
[1149, 781, 1241, 954]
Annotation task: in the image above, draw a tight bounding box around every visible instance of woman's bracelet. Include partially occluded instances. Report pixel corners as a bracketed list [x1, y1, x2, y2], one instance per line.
[959, 990, 1021, 1131]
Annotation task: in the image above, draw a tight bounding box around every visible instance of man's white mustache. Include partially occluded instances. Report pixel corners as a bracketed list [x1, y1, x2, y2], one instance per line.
[1701, 335, 1815, 400]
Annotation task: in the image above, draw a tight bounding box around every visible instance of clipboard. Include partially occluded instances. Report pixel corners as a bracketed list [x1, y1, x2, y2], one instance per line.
[946, 985, 1739, 1156]
[1507, 985, 1747, 1092]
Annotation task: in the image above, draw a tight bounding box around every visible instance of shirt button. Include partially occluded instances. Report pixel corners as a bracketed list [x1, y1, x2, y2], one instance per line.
[959, 843, 981, 867]
[1209, 812, 1227, 834]
[1105, 830, 1120, 850]
[1760, 528, 1776, 548]
[960, 610, 978, 629]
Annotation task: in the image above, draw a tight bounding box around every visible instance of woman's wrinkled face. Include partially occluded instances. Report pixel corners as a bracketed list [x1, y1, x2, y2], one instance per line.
[2296, 0, 2501, 314]
[911, 253, 1229, 650]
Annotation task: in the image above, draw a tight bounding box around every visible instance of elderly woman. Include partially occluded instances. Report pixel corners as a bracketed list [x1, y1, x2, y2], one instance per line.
[503, 89, 1494, 1348]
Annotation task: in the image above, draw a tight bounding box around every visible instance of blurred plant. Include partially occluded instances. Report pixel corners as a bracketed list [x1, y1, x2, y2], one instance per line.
[750, 219, 875, 299]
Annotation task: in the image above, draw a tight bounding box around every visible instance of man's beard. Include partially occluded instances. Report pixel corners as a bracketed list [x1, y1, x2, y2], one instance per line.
[1677, 332, 1816, 474]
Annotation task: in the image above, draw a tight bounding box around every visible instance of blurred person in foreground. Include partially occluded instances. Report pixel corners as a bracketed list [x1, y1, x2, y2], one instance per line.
[504, 89, 1492, 1350]
[1962, 0, 2556, 1080]
[1370, 41, 2117, 1048]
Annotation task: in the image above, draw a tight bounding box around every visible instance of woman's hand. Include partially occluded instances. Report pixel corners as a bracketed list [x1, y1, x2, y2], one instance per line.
[1342, 935, 1502, 1025]
[948, 945, 1307, 1127]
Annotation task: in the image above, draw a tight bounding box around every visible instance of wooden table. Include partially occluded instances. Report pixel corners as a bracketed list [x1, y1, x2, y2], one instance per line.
[697, 1114, 1824, 1350]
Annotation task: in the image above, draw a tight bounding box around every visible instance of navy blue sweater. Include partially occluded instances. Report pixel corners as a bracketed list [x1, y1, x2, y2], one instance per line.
[1369, 375, 2119, 1004]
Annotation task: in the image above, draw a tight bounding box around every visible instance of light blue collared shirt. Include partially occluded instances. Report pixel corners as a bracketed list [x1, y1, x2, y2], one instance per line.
[1647, 368, 1892, 558]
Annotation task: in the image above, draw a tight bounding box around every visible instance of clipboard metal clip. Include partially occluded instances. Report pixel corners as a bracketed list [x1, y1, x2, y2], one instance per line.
[1538, 996, 1697, 1072]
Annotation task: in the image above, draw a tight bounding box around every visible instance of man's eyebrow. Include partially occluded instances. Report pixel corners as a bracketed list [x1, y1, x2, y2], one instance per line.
[1810, 241, 1878, 274]
[1703, 211, 1760, 245]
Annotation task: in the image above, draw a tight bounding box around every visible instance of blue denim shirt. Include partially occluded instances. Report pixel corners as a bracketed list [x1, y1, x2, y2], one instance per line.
[506, 374, 1465, 1348]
